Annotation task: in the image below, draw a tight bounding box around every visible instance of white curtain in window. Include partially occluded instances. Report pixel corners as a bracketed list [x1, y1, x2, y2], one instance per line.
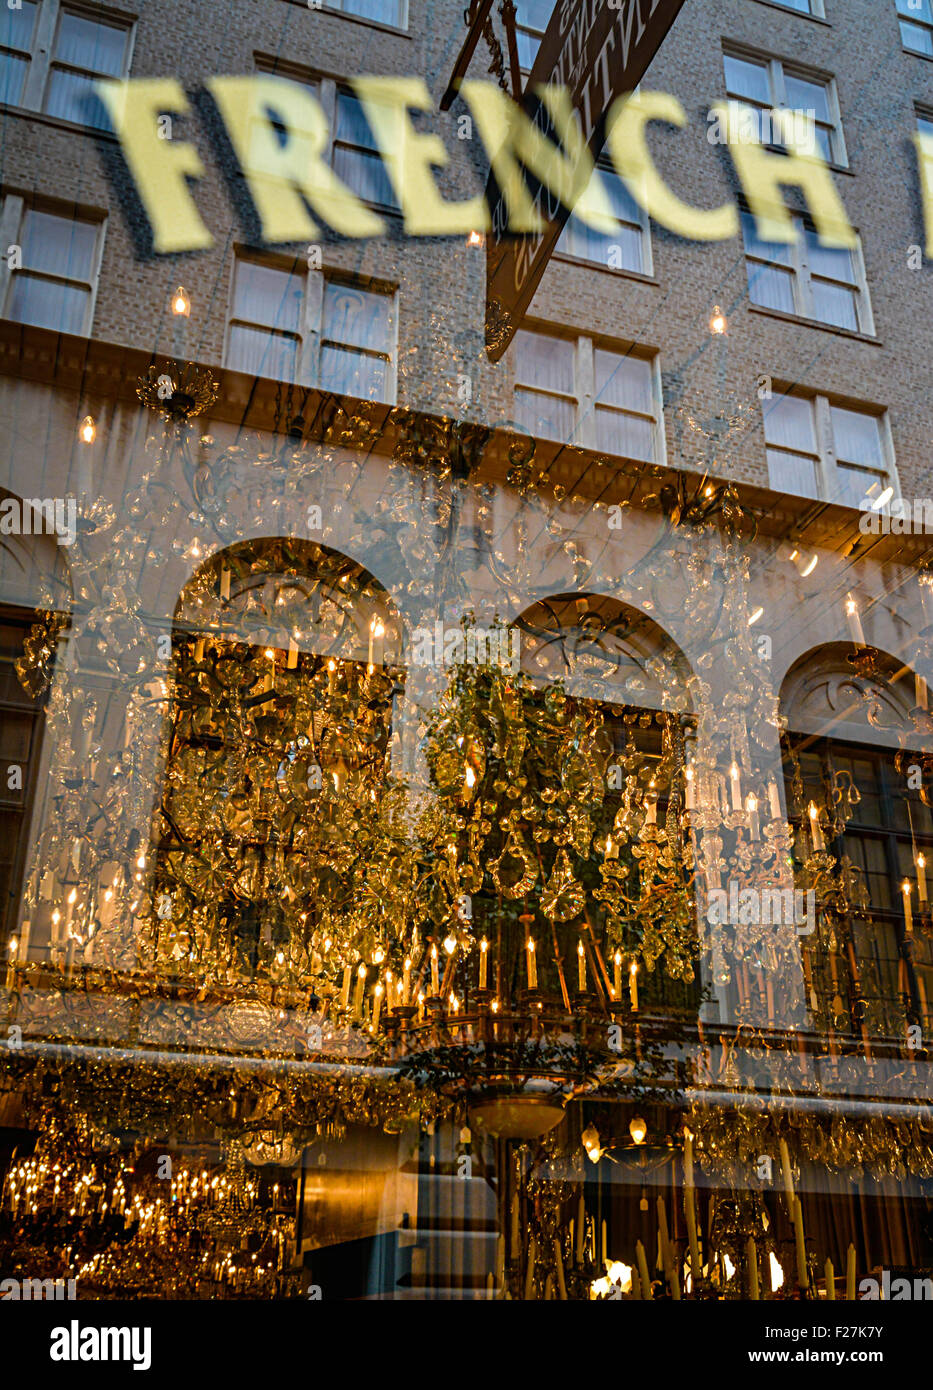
[8, 276, 88, 335]
[22, 211, 96, 278]
[54, 13, 126, 76]
[830, 407, 884, 468]
[594, 351, 654, 415]
[323, 282, 391, 353]
[512, 330, 575, 395]
[227, 325, 298, 382]
[762, 394, 816, 451]
[232, 261, 303, 334]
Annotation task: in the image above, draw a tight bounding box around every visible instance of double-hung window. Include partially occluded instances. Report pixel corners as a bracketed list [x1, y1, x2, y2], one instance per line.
[511, 328, 663, 462]
[225, 251, 397, 403]
[1, 201, 103, 335]
[556, 162, 651, 276]
[723, 50, 846, 165]
[254, 60, 399, 213]
[762, 392, 895, 508]
[742, 211, 873, 334]
[514, 0, 553, 74]
[0, 1, 37, 107]
[0, 2, 133, 130]
[898, 0, 933, 56]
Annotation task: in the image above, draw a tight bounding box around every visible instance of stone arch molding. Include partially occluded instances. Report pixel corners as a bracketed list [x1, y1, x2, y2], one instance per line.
[780, 643, 933, 754]
[513, 591, 694, 714]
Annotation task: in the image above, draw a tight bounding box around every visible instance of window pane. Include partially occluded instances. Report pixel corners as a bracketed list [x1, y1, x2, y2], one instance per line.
[898, 0, 932, 23]
[902, 21, 933, 54]
[594, 351, 654, 415]
[232, 260, 303, 334]
[341, 0, 402, 22]
[784, 74, 831, 124]
[514, 387, 575, 443]
[7, 274, 89, 334]
[0, 0, 37, 51]
[20, 210, 96, 278]
[560, 170, 644, 271]
[831, 463, 886, 510]
[335, 90, 378, 152]
[333, 145, 397, 209]
[54, 12, 127, 76]
[595, 406, 654, 461]
[320, 345, 389, 401]
[0, 50, 29, 106]
[805, 231, 855, 284]
[830, 407, 884, 468]
[741, 212, 794, 265]
[811, 279, 858, 330]
[512, 330, 575, 395]
[227, 325, 298, 381]
[45, 67, 112, 128]
[748, 262, 796, 313]
[323, 282, 391, 353]
[767, 447, 819, 497]
[763, 393, 817, 451]
[919, 117, 933, 140]
[724, 55, 771, 105]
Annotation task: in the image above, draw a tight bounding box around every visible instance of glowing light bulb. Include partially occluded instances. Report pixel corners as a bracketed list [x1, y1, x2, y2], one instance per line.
[172, 286, 190, 317]
[709, 305, 727, 335]
[443, 935, 457, 955]
[465, 765, 476, 788]
[466, 230, 484, 248]
[629, 1115, 647, 1146]
[79, 415, 96, 445]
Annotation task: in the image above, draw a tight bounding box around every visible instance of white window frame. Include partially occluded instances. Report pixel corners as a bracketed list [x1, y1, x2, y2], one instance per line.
[3, 0, 135, 127]
[224, 249, 398, 404]
[512, 327, 665, 464]
[742, 209, 874, 336]
[0, 193, 105, 336]
[723, 46, 847, 167]
[762, 390, 899, 507]
[898, 0, 933, 56]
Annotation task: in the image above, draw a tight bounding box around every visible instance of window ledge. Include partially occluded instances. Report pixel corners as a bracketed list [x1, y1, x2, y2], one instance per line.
[550, 253, 659, 287]
[903, 47, 933, 64]
[0, 103, 117, 142]
[747, 303, 881, 345]
[749, 0, 831, 26]
[280, 0, 410, 38]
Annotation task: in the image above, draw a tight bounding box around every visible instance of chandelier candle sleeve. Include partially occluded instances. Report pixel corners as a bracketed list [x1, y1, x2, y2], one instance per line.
[635, 1240, 652, 1299]
[808, 803, 825, 853]
[575, 1192, 585, 1265]
[577, 940, 586, 992]
[846, 1244, 856, 1300]
[793, 1196, 809, 1289]
[479, 938, 488, 990]
[779, 1138, 796, 1204]
[353, 964, 367, 1018]
[629, 961, 639, 1011]
[430, 944, 439, 995]
[747, 1237, 760, 1300]
[745, 794, 759, 840]
[904, 882, 914, 934]
[613, 951, 622, 1000]
[684, 765, 696, 810]
[918, 855, 928, 903]
[845, 596, 865, 646]
[403, 957, 412, 1004]
[767, 781, 782, 821]
[729, 764, 742, 812]
[526, 938, 537, 990]
[825, 1258, 835, 1300]
[339, 966, 351, 1012]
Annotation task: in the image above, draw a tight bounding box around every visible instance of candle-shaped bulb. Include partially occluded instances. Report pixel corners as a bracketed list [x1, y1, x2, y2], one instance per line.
[172, 286, 191, 317]
[79, 415, 96, 445]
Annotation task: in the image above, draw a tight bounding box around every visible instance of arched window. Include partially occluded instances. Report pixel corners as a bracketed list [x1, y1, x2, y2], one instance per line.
[515, 592, 699, 1015]
[151, 538, 402, 986]
[780, 644, 933, 1043]
[0, 507, 71, 959]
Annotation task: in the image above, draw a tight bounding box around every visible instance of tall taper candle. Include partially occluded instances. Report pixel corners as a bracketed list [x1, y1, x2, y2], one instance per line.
[846, 1244, 856, 1300]
[825, 1258, 835, 1300]
[747, 1236, 760, 1300]
[635, 1240, 652, 1300]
